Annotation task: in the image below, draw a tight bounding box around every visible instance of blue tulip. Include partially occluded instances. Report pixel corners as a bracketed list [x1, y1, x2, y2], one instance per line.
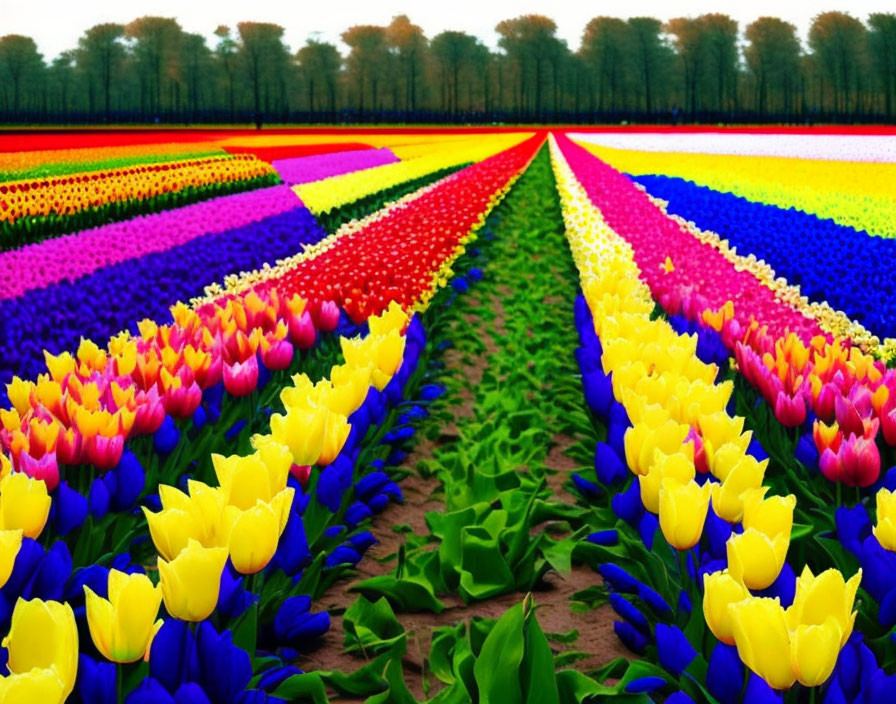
[88, 477, 111, 520]
[794, 433, 819, 470]
[273, 595, 330, 647]
[858, 534, 896, 602]
[345, 502, 373, 527]
[704, 504, 733, 560]
[706, 643, 744, 704]
[582, 370, 613, 418]
[217, 567, 256, 621]
[585, 530, 618, 546]
[572, 474, 601, 498]
[23, 540, 71, 601]
[666, 693, 696, 704]
[597, 563, 640, 593]
[746, 438, 769, 464]
[608, 593, 649, 633]
[354, 473, 390, 502]
[655, 624, 697, 676]
[257, 664, 303, 691]
[613, 621, 648, 653]
[78, 654, 117, 704]
[637, 582, 672, 615]
[65, 565, 110, 603]
[153, 415, 180, 456]
[272, 514, 310, 576]
[625, 676, 666, 693]
[149, 620, 200, 694]
[325, 546, 362, 568]
[53, 481, 88, 535]
[594, 442, 627, 485]
[836, 504, 871, 556]
[637, 512, 659, 550]
[419, 385, 444, 401]
[196, 621, 253, 703]
[611, 481, 644, 525]
[126, 678, 177, 704]
[677, 590, 692, 614]
[744, 673, 784, 703]
[754, 561, 796, 608]
[173, 682, 214, 704]
[316, 455, 354, 512]
[110, 449, 146, 511]
[348, 532, 377, 553]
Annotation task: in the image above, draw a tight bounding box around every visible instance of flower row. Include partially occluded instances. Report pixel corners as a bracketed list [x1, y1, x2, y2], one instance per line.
[575, 139, 896, 240]
[551, 135, 869, 698]
[272, 147, 399, 186]
[293, 133, 530, 214]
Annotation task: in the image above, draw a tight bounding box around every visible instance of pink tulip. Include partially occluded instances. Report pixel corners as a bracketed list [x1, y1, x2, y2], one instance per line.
[18, 451, 60, 491]
[87, 434, 124, 471]
[161, 380, 202, 419]
[133, 387, 166, 435]
[835, 395, 866, 438]
[223, 355, 259, 397]
[290, 464, 311, 487]
[260, 336, 294, 371]
[288, 310, 317, 350]
[774, 391, 807, 428]
[317, 301, 341, 333]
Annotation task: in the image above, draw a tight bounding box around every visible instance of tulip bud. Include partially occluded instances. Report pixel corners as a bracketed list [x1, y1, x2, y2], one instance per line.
[0, 472, 51, 539]
[702, 570, 749, 645]
[742, 491, 795, 539]
[789, 565, 861, 648]
[658, 478, 711, 550]
[711, 454, 768, 523]
[317, 412, 351, 467]
[726, 528, 789, 590]
[875, 488, 896, 551]
[84, 570, 163, 663]
[225, 489, 293, 574]
[223, 355, 259, 398]
[158, 540, 227, 621]
[270, 407, 326, 466]
[317, 301, 341, 332]
[729, 597, 797, 691]
[2, 597, 79, 698]
[790, 617, 842, 687]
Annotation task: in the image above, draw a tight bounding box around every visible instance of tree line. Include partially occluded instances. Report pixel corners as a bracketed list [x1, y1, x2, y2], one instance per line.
[1, 12, 895, 125]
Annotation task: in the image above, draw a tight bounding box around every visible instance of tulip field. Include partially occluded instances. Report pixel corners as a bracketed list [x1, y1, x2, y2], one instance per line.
[1, 125, 895, 703]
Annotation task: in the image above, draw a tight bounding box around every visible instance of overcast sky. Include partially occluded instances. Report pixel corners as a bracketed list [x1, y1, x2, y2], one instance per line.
[2, 0, 893, 61]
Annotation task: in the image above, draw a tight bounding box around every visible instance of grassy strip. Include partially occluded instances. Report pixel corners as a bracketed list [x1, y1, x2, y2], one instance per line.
[0, 172, 281, 252]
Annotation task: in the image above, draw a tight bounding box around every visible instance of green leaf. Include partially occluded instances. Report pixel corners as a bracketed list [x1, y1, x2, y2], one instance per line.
[351, 574, 445, 613]
[231, 603, 258, 659]
[271, 673, 329, 704]
[473, 603, 525, 704]
[343, 596, 407, 655]
[458, 527, 514, 602]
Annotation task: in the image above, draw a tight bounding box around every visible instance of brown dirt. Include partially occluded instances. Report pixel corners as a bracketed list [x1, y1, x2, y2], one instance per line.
[298, 291, 629, 701]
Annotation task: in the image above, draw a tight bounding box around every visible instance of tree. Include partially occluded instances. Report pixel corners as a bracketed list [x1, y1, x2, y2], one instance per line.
[627, 17, 672, 115]
[700, 14, 739, 116]
[125, 17, 184, 120]
[745, 17, 803, 118]
[297, 39, 342, 119]
[214, 26, 238, 120]
[386, 15, 426, 117]
[868, 13, 896, 119]
[76, 24, 125, 121]
[666, 17, 704, 118]
[342, 25, 390, 118]
[0, 35, 44, 120]
[237, 22, 290, 125]
[809, 12, 868, 118]
[496, 15, 561, 120]
[431, 31, 480, 116]
[581, 17, 631, 115]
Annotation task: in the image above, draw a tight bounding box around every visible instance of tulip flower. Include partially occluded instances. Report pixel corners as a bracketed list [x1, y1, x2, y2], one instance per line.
[260, 334, 294, 372]
[730, 597, 798, 690]
[0, 472, 51, 539]
[788, 566, 861, 648]
[213, 437, 292, 509]
[225, 489, 293, 574]
[158, 540, 228, 622]
[17, 451, 59, 491]
[637, 449, 695, 513]
[727, 528, 789, 590]
[658, 478, 711, 550]
[317, 412, 351, 466]
[820, 433, 881, 488]
[875, 489, 896, 551]
[702, 570, 749, 645]
[317, 301, 341, 332]
[711, 454, 768, 523]
[773, 391, 807, 428]
[270, 405, 327, 466]
[84, 570, 163, 663]
[3, 598, 78, 698]
[790, 618, 843, 687]
[0, 529, 22, 590]
[223, 355, 259, 397]
[0, 668, 69, 702]
[742, 491, 796, 539]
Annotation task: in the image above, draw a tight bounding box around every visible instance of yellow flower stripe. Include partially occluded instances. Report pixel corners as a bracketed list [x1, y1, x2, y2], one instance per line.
[639, 185, 896, 361]
[0, 154, 276, 225]
[293, 133, 530, 214]
[551, 134, 859, 691]
[574, 141, 896, 240]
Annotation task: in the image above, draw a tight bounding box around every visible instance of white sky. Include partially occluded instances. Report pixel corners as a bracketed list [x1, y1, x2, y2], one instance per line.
[1, 0, 893, 61]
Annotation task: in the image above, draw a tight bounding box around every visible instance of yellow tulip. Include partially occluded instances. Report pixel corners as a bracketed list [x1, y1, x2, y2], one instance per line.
[659, 478, 712, 550]
[711, 455, 768, 523]
[367, 301, 409, 336]
[142, 507, 198, 562]
[727, 528, 789, 590]
[729, 597, 797, 690]
[2, 598, 78, 698]
[270, 406, 326, 466]
[742, 491, 796, 539]
[625, 419, 690, 477]
[213, 437, 291, 510]
[0, 530, 22, 590]
[639, 451, 695, 514]
[225, 489, 293, 574]
[158, 539, 228, 622]
[707, 437, 753, 481]
[790, 617, 843, 687]
[0, 668, 67, 703]
[84, 570, 163, 663]
[873, 488, 896, 551]
[317, 411, 351, 466]
[0, 473, 51, 539]
[279, 373, 315, 410]
[787, 566, 861, 647]
[5, 378, 34, 416]
[702, 570, 749, 645]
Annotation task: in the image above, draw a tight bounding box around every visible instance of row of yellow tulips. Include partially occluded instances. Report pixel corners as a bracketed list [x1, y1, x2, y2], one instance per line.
[0, 303, 410, 700]
[550, 135, 861, 691]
